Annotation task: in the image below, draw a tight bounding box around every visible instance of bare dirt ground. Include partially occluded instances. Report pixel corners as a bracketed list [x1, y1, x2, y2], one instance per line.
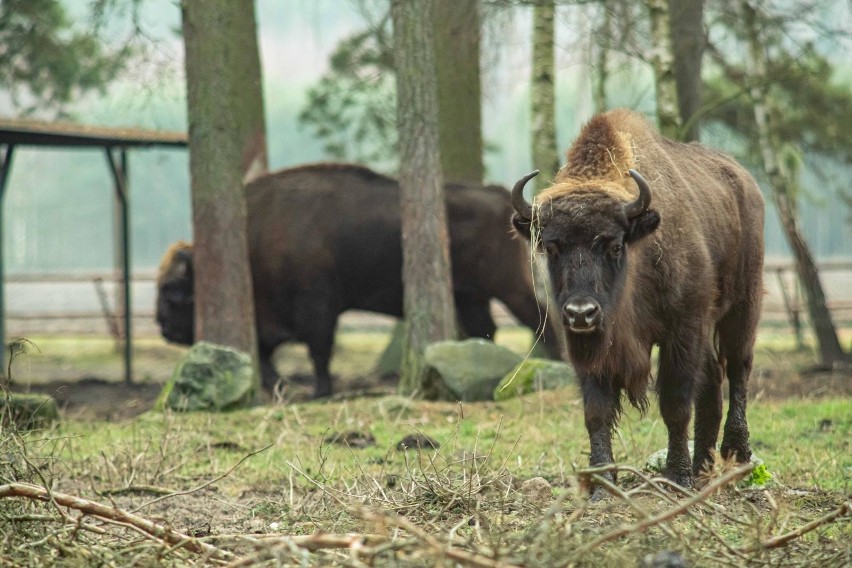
[9, 330, 852, 422]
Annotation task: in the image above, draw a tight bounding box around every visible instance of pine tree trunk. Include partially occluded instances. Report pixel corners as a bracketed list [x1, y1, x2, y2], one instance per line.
[432, 0, 483, 186]
[531, 0, 560, 192]
[646, 0, 681, 139]
[668, 0, 705, 141]
[742, 0, 847, 367]
[181, 0, 267, 387]
[392, 0, 457, 395]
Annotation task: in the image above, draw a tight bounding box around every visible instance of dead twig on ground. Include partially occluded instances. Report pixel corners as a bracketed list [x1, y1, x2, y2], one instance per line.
[354, 507, 522, 568]
[220, 533, 389, 567]
[739, 500, 850, 552]
[0, 482, 232, 561]
[575, 462, 755, 555]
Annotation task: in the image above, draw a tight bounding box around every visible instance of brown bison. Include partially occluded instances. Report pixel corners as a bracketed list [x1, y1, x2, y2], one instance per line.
[510, 109, 764, 491]
[157, 163, 562, 398]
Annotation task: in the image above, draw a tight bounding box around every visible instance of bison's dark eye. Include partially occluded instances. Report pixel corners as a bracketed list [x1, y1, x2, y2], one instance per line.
[608, 242, 624, 259]
[543, 242, 559, 257]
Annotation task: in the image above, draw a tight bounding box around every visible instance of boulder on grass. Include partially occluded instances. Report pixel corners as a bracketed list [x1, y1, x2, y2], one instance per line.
[157, 341, 255, 412]
[0, 393, 59, 430]
[422, 339, 522, 401]
[494, 358, 575, 401]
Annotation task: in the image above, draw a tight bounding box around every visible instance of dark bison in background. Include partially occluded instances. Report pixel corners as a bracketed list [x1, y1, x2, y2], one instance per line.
[511, 109, 764, 492]
[157, 163, 562, 398]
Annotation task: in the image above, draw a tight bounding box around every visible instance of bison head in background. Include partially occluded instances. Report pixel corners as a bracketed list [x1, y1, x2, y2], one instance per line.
[155, 241, 195, 346]
[510, 170, 660, 342]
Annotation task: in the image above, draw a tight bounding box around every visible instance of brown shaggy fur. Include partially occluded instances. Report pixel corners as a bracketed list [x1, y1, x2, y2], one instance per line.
[512, 108, 765, 489]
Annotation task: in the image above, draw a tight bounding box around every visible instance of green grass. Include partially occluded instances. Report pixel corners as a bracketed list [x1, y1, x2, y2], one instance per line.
[2, 327, 850, 566]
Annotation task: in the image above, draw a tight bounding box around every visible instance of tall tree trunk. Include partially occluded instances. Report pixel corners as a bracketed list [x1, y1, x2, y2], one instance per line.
[646, 0, 681, 139]
[742, 0, 847, 367]
[531, 0, 560, 192]
[181, 0, 267, 387]
[668, 0, 705, 141]
[391, 0, 457, 395]
[591, 5, 612, 114]
[432, 0, 483, 186]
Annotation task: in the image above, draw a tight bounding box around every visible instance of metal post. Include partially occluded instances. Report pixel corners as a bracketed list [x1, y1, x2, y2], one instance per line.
[0, 144, 15, 380]
[105, 147, 132, 384]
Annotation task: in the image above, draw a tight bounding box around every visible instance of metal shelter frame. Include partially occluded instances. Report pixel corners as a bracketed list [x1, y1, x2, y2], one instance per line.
[0, 118, 187, 383]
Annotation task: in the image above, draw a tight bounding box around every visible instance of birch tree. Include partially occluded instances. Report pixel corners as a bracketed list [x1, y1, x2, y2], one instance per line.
[646, 0, 681, 139]
[741, 0, 847, 367]
[531, 0, 560, 193]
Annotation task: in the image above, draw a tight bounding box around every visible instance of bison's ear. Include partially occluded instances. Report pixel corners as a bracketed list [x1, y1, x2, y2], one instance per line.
[625, 209, 660, 243]
[511, 213, 532, 240]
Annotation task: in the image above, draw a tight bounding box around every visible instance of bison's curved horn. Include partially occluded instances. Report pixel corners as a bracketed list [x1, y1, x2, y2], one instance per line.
[511, 170, 539, 221]
[625, 169, 652, 219]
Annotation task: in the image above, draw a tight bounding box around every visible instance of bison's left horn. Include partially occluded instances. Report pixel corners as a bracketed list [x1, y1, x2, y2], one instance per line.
[625, 169, 652, 218]
[511, 170, 539, 221]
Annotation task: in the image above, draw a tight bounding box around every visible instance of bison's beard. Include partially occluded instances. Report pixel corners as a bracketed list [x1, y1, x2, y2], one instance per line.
[564, 323, 610, 372]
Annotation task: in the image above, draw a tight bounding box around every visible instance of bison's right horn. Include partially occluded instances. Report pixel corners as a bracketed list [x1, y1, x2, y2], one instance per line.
[625, 169, 652, 218]
[511, 170, 539, 221]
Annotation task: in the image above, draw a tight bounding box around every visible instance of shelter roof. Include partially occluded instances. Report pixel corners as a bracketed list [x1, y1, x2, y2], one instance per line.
[0, 118, 187, 148]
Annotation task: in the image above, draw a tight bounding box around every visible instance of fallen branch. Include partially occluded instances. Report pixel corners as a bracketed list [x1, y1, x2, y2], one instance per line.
[739, 500, 850, 552]
[575, 462, 754, 555]
[355, 508, 522, 568]
[0, 482, 231, 561]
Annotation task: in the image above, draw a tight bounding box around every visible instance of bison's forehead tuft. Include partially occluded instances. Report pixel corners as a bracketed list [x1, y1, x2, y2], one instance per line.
[532, 191, 627, 244]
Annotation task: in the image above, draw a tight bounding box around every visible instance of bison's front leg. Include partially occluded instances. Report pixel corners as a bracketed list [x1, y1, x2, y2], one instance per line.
[580, 376, 620, 499]
[657, 337, 699, 488]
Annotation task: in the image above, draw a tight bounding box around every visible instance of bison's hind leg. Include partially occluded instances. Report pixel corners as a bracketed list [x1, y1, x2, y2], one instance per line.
[692, 346, 724, 477]
[717, 300, 760, 464]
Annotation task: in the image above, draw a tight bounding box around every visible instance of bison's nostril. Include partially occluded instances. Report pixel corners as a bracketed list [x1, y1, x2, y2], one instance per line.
[564, 301, 601, 328]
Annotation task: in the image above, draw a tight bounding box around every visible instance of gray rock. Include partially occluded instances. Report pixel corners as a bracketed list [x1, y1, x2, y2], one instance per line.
[157, 341, 256, 412]
[520, 477, 553, 507]
[422, 339, 522, 401]
[493, 358, 575, 401]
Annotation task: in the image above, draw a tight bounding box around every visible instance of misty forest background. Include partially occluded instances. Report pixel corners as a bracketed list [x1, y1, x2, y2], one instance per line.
[2, 0, 851, 276]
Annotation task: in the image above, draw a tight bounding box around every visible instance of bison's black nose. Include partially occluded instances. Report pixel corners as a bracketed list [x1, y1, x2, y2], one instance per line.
[563, 300, 601, 333]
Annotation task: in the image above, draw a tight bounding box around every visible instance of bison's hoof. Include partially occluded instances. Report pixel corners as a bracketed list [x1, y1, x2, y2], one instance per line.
[664, 469, 693, 489]
[720, 444, 752, 464]
[589, 486, 610, 503]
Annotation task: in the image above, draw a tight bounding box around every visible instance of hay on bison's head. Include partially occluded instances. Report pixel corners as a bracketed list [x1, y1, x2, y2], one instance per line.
[157, 241, 193, 284]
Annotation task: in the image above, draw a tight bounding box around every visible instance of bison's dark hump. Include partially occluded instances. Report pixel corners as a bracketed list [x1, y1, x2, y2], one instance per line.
[256, 162, 396, 187]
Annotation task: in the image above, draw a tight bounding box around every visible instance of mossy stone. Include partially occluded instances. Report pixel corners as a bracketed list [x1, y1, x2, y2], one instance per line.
[157, 341, 255, 412]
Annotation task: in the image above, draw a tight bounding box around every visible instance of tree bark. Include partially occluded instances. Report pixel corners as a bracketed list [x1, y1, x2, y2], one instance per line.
[531, 0, 560, 193]
[668, 0, 705, 141]
[391, 0, 457, 395]
[646, 0, 681, 139]
[181, 0, 267, 388]
[741, 0, 847, 367]
[591, 5, 612, 114]
[432, 0, 483, 186]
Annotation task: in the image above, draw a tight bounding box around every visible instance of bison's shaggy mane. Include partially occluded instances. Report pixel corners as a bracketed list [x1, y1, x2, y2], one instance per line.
[157, 240, 192, 283]
[536, 110, 652, 207]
